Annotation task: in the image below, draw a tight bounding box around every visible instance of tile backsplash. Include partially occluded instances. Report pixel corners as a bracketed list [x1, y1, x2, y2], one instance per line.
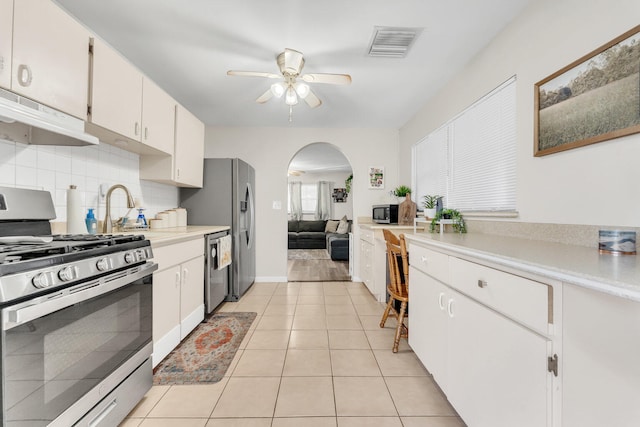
[0, 139, 179, 227]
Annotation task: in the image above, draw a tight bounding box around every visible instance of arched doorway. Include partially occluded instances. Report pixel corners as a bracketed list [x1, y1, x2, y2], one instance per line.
[287, 143, 353, 282]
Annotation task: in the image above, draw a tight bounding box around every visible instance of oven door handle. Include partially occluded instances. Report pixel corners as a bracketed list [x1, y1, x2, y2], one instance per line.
[3, 262, 158, 330]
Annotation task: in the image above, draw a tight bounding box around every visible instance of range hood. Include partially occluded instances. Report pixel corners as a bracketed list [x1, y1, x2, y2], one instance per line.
[0, 88, 98, 146]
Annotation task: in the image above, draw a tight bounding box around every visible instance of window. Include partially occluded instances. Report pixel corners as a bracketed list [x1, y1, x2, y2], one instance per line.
[413, 76, 517, 213]
[300, 184, 317, 213]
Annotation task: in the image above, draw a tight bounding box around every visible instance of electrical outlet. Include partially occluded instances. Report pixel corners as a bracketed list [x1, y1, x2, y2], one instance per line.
[272, 201, 282, 210]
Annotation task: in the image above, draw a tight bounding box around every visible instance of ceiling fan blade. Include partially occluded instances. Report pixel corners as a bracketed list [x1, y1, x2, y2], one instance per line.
[304, 89, 322, 109]
[301, 73, 352, 85]
[283, 48, 305, 74]
[227, 70, 280, 79]
[255, 89, 273, 104]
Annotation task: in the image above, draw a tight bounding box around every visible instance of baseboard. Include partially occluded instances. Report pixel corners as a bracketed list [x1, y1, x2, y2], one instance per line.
[180, 304, 204, 340]
[153, 325, 180, 368]
[255, 276, 288, 282]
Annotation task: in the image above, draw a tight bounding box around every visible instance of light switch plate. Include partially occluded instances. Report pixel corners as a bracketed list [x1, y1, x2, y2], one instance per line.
[272, 201, 282, 210]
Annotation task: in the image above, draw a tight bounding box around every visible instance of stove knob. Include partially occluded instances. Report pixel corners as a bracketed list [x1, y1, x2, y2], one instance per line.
[124, 252, 135, 264]
[32, 272, 50, 288]
[96, 258, 110, 272]
[58, 266, 74, 282]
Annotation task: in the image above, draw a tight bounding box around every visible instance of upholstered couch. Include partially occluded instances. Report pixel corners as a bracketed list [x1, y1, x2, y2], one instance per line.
[288, 219, 351, 260]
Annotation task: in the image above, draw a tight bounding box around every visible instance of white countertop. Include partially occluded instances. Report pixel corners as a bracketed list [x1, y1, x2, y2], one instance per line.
[108, 225, 230, 247]
[404, 232, 640, 302]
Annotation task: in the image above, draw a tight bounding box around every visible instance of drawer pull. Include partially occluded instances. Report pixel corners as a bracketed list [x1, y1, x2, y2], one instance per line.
[421, 255, 427, 263]
[477, 279, 488, 288]
[438, 292, 445, 310]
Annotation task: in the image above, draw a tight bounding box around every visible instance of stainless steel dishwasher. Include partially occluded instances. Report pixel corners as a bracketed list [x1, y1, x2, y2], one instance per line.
[205, 230, 231, 313]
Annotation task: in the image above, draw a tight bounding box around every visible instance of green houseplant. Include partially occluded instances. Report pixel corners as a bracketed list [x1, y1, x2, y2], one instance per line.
[422, 195, 441, 219]
[345, 174, 353, 194]
[430, 208, 467, 233]
[393, 185, 412, 197]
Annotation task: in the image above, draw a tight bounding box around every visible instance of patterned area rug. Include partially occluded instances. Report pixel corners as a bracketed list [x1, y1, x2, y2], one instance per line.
[153, 312, 257, 385]
[288, 249, 331, 260]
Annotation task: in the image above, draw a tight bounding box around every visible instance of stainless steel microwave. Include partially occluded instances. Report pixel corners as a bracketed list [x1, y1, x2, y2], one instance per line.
[372, 204, 399, 224]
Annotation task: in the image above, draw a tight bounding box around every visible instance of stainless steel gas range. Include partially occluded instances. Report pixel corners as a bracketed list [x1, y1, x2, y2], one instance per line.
[0, 186, 157, 427]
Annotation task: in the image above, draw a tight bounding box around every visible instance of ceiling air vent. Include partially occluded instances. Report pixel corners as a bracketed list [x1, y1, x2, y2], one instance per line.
[367, 26, 423, 58]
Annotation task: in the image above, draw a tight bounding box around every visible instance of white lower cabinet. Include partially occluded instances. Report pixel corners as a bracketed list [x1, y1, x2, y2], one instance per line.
[152, 238, 205, 366]
[409, 242, 555, 427]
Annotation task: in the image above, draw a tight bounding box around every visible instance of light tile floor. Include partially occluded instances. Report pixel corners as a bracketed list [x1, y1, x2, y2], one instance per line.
[121, 281, 466, 427]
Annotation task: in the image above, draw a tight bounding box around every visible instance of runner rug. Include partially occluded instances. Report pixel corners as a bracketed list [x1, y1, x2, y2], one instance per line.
[153, 312, 257, 385]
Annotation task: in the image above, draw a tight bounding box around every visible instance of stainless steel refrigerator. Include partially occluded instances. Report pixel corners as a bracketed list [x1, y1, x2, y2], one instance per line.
[180, 158, 256, 301]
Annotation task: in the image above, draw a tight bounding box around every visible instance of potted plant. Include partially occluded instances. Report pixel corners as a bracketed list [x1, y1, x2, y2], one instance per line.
[345, 174, 353, 194]
[429, 208, 467, 233]
[393, 185, 412, 198]
[422, 195, 441, 219]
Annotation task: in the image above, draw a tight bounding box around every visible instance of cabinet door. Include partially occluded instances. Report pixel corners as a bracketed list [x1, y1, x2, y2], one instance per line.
[408, 266, 449, 393]
[90, 38, 142, 141]
[447, 289, 551, 427]
[142, 77, 175, 155]
[180, 255, 205, 339]
[12, 0, 90, 118]
[153, 266, 181, 347]
[174, 104, 204, 187]
[0, 0, 12, 89]
[359, 239, 373, 294]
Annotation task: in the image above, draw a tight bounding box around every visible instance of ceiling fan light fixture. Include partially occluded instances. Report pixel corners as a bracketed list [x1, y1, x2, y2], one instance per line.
[295, 82, 310, 99]
[285, 86, 298, 106]
[270, 82, 286, 98]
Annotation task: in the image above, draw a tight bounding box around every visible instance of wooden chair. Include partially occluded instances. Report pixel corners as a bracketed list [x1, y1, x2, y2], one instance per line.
[379, 229, 409, 353]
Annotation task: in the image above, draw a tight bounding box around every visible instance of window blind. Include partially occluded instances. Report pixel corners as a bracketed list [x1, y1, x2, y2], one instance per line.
[413, 76, 517, 212]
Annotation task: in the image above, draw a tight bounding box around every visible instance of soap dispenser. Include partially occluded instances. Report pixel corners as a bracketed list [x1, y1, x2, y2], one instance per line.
[85, 208, 97, 234]
[136, 208, 147, 228]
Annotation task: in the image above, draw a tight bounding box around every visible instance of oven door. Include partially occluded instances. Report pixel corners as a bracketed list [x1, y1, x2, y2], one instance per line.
[1, 261, 157, 427]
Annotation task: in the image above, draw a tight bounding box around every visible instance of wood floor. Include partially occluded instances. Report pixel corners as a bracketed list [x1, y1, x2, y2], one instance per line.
[287, 250, 350, 282]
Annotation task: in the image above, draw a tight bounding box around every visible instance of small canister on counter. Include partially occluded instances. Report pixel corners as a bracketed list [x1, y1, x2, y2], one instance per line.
[599, 230, 636, 255]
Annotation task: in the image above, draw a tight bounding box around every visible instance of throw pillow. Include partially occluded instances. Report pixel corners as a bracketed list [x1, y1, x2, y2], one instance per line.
[336, 216, 349, 234]
[325, 220, 340, 233]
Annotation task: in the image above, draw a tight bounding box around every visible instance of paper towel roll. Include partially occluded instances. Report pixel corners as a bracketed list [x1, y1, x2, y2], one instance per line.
[66, 185, 86, 234]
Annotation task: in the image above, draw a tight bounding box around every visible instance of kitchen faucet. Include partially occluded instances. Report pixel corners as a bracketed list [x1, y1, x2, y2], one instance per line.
[102, 184, 136, 233]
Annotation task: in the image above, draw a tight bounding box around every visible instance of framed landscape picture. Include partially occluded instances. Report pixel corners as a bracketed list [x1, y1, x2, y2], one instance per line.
[534, 25, 640, 156]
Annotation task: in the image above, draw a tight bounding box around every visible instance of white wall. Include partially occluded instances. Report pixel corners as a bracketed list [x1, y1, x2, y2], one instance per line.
[205, 126, 399, 281]
[0, 140, 179, 226]
[288, 170, 354, 220]
[400, 0, 640, 227]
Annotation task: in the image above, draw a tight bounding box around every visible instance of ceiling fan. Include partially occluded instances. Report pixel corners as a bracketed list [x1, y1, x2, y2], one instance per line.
[227, 48, 351, 120]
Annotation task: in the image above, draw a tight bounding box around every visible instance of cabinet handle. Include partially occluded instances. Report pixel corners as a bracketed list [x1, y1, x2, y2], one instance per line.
[144, 127, 149, 140]
[421, 255, 427, 264]
[447, 298, 455, 318]
[175, 271, 181, 287]
[176, 168, 180, 178]
[438, 292, 446, 310]
[182, 267, 189, 283]
[135, 122, 140, 136]
[17, 64, 32, 87]
[477, 279, 488, 288]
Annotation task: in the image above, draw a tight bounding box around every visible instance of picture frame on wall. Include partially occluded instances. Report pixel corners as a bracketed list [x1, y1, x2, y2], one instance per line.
[534, 25, 640, 157]
[332, 188, 348, 203]
[368, 167, 384, 189]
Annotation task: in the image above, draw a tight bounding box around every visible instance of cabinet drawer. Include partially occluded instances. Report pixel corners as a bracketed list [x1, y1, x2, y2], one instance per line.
[153, 238, 204, 271]
[360, 227, 374, 244]
[408, 243, 449, 283]
[450, 257, 550, 334]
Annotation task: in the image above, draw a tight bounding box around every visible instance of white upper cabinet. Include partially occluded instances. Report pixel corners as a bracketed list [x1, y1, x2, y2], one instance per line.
[89, 37, 143, 142]
[174, 104, 204, 187]
[89, 38, 176, 155]
[0, 0, 12, 89]
[142, 78, 175, 155]
[11, 0, 90, 119]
